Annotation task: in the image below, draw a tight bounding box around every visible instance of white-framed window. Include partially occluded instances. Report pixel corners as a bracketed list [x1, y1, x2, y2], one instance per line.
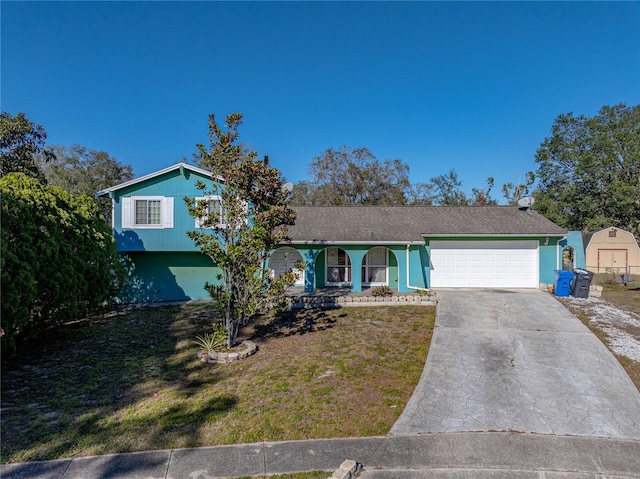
[362, 247, 388, 286]
[326, 247, 351, 285]
[121, 196, 173, 229]
[194, 196, 225, 228]
[136, 198, 161, 225]
[194, 195, 248, 229]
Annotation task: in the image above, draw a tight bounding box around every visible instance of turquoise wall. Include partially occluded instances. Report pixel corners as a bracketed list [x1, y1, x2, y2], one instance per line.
[118, 251, 222, 302]
[112, 168, 221, 252]
[405, 244, 429, 289]
[559, 231, 586, 270]
[388, 251, 399, 289]
[539, 240, 560, 285]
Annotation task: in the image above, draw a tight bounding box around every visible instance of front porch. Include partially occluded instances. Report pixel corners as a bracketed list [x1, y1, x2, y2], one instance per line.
[270, 244, 430, 294]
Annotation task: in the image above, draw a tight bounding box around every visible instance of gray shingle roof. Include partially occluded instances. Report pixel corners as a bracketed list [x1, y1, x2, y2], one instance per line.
[286, 206, 567, 243]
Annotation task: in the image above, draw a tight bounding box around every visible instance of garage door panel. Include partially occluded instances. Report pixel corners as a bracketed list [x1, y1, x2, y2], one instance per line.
[430, 240, 538, 288]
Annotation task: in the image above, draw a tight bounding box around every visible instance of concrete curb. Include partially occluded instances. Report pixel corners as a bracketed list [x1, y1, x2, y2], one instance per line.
[2, 433, 639, 479]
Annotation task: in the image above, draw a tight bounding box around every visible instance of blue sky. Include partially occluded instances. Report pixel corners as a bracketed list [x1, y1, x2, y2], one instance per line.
[2, 1, 638, 202]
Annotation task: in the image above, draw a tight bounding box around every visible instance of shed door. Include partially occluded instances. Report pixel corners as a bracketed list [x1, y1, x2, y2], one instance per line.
[597, 249, 627, 272]
[430, 240, 538, 288]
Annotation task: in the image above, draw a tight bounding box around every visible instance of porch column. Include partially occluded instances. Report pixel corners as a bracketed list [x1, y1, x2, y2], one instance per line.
[347, 250, 366, 293]
[389, 245, 409, 293]
[302, 249, 318, 293]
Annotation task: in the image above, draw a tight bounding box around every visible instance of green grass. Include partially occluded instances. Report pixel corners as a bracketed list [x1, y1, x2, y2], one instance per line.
[1, 305, 435, 464]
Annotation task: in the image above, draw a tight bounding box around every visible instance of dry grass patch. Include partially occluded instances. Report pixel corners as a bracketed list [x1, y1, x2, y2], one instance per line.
[601, 283, 640, 315]
[559, 283, 640, 391]
[1, 305, 434, 463]
[601, 283, 640, 390]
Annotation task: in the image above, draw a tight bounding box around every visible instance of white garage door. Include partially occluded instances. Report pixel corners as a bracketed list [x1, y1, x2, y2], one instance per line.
[430, 240, 538, 288]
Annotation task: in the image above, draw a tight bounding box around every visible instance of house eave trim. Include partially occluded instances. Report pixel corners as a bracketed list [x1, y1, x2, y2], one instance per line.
[96, 163, 224, 197]
[286, 240, 425, 246]
[421, 233, 567, 238]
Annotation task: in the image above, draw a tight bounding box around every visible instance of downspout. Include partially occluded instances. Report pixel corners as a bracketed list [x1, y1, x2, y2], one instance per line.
[406, 243, 430, 292]
[109, 191, 116, 229]
[556, 235, 567, 270]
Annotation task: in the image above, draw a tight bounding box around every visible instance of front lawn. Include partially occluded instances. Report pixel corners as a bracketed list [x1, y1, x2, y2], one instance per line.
[1, 305, 435, 464]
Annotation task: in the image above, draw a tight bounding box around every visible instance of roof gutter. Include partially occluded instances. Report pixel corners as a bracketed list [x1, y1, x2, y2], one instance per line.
[421, 233, 567, 238]
[286, 240, 425, 246]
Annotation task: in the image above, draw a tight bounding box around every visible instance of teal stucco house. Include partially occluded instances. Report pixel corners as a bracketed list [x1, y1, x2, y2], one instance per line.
[99, 163, 572, 302]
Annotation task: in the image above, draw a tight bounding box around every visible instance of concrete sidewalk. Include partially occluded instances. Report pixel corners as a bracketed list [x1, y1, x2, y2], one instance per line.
[2, 432, 640, 478]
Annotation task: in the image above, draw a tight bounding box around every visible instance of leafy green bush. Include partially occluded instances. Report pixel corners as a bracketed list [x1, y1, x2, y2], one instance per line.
[193, 322, 228, 352]
[1, 173, 124, 350]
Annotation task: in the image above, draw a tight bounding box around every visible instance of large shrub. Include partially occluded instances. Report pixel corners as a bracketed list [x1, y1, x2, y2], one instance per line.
[1, 173, 124, 350]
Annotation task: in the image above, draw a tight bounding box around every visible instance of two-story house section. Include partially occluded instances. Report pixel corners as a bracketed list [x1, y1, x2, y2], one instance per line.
[97, 163, 224, 303]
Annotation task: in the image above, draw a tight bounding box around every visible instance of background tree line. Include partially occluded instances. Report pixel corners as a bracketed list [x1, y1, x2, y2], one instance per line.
[288, 103, 639, 239]
[290, 145, 498, 207]
[1, 112, 133, 350]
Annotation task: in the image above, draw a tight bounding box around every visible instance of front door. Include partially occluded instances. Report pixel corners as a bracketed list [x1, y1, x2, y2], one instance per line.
[269, 247, 304, 286]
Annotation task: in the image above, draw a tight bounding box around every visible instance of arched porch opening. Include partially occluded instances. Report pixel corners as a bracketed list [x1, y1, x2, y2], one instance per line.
[562, 245, 575, 271]
[268, 246, 304, 286]
[361, 246, 400, 288]
[324, 246, 352, 286]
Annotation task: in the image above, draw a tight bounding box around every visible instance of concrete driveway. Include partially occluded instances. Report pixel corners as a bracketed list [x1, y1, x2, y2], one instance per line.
[390, 289, 640, 439]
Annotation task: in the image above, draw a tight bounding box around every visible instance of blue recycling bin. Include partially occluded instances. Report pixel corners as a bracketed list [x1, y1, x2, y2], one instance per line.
[554, 270, 574, 297]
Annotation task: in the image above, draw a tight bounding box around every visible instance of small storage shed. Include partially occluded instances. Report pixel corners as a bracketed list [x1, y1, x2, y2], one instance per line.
[584, 227, 640, 275]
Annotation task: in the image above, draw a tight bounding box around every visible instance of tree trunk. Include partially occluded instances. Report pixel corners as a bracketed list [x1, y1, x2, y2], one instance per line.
[225, 318, 238, 349]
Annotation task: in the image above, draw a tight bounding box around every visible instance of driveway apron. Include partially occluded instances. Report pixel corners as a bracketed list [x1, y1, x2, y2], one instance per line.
[390, 289, 640, 439]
